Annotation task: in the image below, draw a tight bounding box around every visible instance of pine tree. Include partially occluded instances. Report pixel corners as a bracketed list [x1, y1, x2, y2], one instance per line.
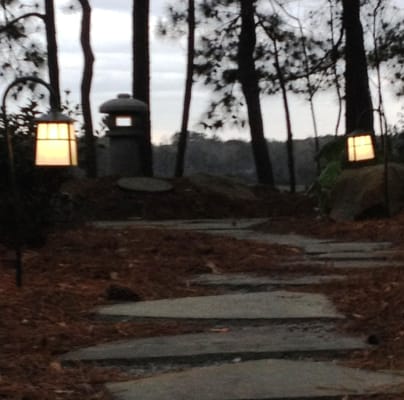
[132, 0, 153, 176]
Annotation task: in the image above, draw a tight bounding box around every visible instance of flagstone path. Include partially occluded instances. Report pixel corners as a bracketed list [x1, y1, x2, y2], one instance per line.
[63, 218, 404, 399]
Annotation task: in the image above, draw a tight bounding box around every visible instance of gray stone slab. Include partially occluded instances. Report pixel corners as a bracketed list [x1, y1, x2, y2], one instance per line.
[280, 259, 404, 269]
[92, 219, 267, 231]
[90, 220, 323, 252]
[157, 218, 268, 231]
[106, 358, 404, 400]
[305, 241, 391, 255]
[91, 220, 153, 229]
[331, 260, 404, 269]
[312, 251, 389, 261]
[202, 229, 321, 248]
[191, 273, 346, 287]
[97, 291, 343, 321]
[91, 219, 394, 260]
[61, 323, 366, 365]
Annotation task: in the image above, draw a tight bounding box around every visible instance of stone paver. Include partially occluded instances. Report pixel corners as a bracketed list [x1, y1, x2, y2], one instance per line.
[312, 251, 389, 261]
[83, 218, 404, 399]
[92, 218, 267, 231]
[106, 358, 404, 400]
[202, 229, 323, 249]
[155, 218, 267, 231]
[331, 260, 404, 269]
[91, 219, 329, 252]
[305, 241, 391, 254]
[191, 273, 345, 288]
[281, 259, 404, 269]
[92, 219, 396, 264]
[61, 322, 366, 365]
[97, 291, 343, 321]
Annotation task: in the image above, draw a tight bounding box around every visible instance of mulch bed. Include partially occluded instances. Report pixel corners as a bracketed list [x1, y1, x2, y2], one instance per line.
[2, 177, 404, 400]
[0, 226, 300, 400]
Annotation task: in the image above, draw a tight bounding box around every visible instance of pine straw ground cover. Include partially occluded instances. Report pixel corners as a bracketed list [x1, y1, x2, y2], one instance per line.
[2, 214, 404, 399]
[0, 226, 300, 400]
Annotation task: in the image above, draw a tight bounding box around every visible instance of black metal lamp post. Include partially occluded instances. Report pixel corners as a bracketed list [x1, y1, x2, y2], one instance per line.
[2, 76, 78, 286]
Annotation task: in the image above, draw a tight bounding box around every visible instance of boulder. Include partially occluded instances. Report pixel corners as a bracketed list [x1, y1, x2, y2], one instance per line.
[329, 162, 404, 221]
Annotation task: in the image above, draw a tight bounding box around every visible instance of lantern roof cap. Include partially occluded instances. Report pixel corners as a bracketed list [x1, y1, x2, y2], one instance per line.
[36, 109, 74, 123]
[99, 93, 147, 114]
[347, 129, 375, 137]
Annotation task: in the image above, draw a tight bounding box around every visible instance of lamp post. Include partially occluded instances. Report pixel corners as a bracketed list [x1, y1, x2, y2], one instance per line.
[2, 76, 78, 286]
[346, 108, 389, 217]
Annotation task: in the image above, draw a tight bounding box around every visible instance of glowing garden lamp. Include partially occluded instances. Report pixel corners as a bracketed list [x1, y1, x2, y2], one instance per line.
[346, 130, 376, 163]
[3, 76, 78, 167]
[35, 110, 78, 166]
[2, 76, 78, 287]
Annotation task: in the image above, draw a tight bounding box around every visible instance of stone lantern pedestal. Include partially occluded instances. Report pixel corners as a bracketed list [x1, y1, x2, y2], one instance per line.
[99, 93, 147, 176]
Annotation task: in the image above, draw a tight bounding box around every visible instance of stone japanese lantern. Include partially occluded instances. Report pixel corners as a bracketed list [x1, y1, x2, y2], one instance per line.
[99, 93, 147, 176]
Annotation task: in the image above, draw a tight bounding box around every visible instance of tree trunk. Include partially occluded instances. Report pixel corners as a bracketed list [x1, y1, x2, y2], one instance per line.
[174, 0, 195, 178]
[342, 0, 373, 133]
[273, 40, 295, 193]
[328, 0, 343, 136]
[78, 0, 97, 178]
[44, 0, 60, 106]
[238, 0, 274, 186]
[272, 3, 320, 171]
[132, 0, 153, 176]
[298, 22, 320, 173]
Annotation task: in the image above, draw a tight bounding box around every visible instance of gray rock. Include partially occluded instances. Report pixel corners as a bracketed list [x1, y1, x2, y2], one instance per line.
[330, 162, 404, 221]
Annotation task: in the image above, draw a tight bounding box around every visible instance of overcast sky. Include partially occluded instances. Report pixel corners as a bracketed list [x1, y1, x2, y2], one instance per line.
[54, 0, 404, 144]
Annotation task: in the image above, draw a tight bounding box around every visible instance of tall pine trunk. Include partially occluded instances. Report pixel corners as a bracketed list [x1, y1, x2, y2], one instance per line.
[132, 0, 153, 176]
[44, 0, 60, 106]
[78, 0, 97, 178]
[238, 0, 274, 186]
[342, 0, 373, 133]
[174, 0, 195, 178]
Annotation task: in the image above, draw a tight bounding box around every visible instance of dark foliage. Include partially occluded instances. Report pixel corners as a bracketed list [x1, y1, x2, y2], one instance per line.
[132, 0, 153, 176]
[0, 1, 46, 79]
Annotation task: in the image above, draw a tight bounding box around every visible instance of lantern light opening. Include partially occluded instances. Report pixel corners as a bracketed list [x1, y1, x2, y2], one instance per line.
[347, 131, 376, 163]
[34, 110, 78, 166]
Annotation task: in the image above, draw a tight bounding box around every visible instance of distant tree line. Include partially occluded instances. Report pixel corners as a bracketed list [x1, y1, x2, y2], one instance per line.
[153, 132, 334, 187]
[3, 0, 404, 189]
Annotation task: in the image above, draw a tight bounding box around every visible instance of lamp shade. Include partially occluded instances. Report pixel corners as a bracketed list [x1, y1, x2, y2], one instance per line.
[35, 110, 78, 166]
[346, 130, 376, 162]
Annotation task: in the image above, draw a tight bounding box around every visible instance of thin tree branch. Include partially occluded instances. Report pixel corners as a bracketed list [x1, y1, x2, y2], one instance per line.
[0, 12, 44, 35]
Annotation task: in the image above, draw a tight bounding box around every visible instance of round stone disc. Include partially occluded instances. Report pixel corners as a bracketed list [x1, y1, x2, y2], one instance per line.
[117, 177, 174, 193]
